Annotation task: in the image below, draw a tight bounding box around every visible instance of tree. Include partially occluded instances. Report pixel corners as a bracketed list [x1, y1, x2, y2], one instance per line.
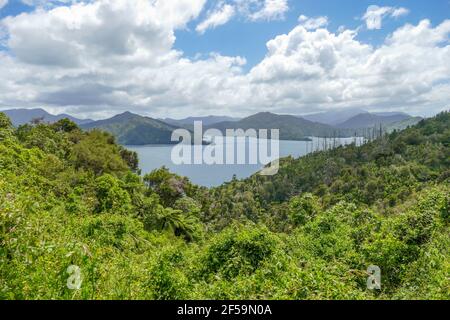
[94, 174, 132, 214]
[70, 130, 129, 175]
[52, 118, 79, 133]
[144, 204, 201, 242]
[0, 113, 14, 140]
[144, 167, 196, 207]
[288, 193, 320, 227]
[119, 147, 140, 173]
[0, 112, 13, 130]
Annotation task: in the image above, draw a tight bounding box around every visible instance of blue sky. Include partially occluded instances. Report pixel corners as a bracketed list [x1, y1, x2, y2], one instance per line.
[2, 1, 449, 65]
[175, 0, 450, 69]
[0, 0, 449, 118]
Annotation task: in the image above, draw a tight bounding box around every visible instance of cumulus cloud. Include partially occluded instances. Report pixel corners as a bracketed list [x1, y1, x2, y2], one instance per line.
[0, 1, 449, 119]
[196, 3, 235, 34]
[0, 0, 245, 118]
[363, 5, 409, 30]
[3, 0, 205, 67]
[248, 19, 450, 115]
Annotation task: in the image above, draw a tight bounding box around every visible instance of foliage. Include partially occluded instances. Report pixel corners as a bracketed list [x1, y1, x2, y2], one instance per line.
[288, 193, 320, 227]
[0, 111, 449, 300]
[70, 130, 129, 175]
[81, 111, 180, 145]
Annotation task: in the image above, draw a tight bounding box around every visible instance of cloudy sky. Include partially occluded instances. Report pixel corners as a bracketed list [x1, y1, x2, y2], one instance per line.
[0, 0, 449, 119]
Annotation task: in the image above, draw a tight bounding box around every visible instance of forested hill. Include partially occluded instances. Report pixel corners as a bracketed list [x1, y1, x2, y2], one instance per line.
[206, 111, 449, 225]
[162, 116, 241, 130]
[0, 111, 448, 300]
[209, 112, 347, 140]
[81, 111, 182, 145]
[336, 112, 412, 129]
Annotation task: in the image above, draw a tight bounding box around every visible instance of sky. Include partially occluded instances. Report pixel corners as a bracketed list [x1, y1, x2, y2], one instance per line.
[0, 0, 449, 120]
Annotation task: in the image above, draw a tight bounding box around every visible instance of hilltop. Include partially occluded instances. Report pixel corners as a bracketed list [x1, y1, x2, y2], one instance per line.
[81, 111, 182, 145]
[209, 112, 345, 140]
[1, 108, 93, 126]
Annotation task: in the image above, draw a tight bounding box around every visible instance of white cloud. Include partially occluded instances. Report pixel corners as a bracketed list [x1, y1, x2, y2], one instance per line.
[3, 0, 206, 67]
[20, 0, 82, 8]
[0, 0, 244, 118]
[195, 0, 289, 32]
[247, 19, 450, 115]
[0, 1, 449, 119]
[391, 7, 409, 18]
[363, 5, 409, 30]
[298, 15, 328, 30]
[0, 0, 8, 10]
[196, 3, 235, 34]
[247, 0, 288, 21]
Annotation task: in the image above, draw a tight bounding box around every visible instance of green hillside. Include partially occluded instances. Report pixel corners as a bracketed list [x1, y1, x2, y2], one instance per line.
[337, 113, 412, 129]
[81, 112, 181, 145]
[384, 117, 423, 133]
[0, 111, 448, 300]
[209, 112, 349, 141]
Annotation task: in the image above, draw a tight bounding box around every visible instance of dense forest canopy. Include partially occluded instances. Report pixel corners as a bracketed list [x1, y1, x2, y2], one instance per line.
[0, 111, 448, 299]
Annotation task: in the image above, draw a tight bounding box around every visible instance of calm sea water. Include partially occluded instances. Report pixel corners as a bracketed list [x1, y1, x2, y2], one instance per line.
[127, 137, 362, 187]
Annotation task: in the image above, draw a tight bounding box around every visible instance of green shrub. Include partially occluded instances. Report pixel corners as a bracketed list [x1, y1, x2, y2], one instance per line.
[198, 224, 279, 280]
[94, 174, 132, 214]
[288, 193, 320, 226]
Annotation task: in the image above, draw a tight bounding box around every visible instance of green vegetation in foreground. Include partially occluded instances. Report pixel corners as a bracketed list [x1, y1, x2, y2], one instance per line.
[0, 111, 449, 300]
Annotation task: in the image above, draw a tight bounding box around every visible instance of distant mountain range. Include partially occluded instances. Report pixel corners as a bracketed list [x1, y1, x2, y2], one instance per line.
[81, 112, 183, 145]
[162, 116, 240, 129]
[301, 109, 415, 127]
[1, 108, 93, 126]
[335, 112, 413, 129]
[383, 117, 424, 133]
[1, 108, 422, 145]
[302, 108, 368, 126]
[208, 112, 345, 141]
[206, 110, 420, 140]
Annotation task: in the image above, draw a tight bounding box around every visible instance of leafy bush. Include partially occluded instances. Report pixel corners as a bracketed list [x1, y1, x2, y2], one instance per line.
[288, 193, 320, 226]
[198, 224, 280, 280]
[94, 174, 132, 214]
